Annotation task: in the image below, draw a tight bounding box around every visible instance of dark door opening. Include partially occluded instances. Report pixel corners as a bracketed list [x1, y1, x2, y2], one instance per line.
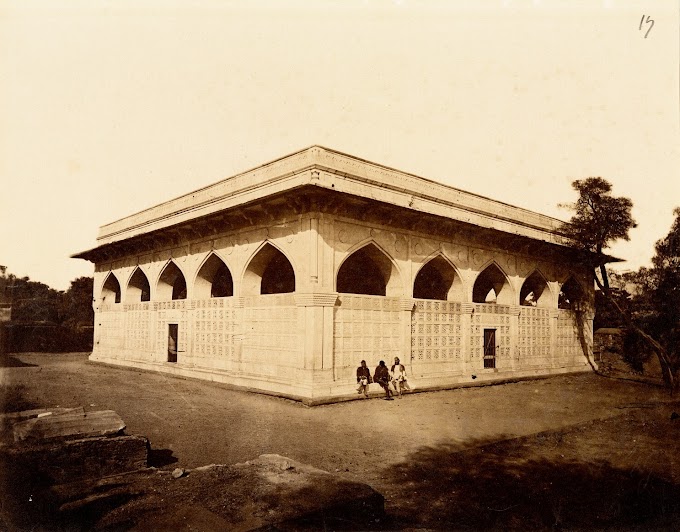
[483, 329, 496, 369]
[168, 324, 178, 363]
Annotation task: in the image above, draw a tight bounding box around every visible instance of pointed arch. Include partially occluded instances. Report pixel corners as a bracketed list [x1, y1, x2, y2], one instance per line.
[520, 269, 552, 308]
[472, 261, 514, 305]
[559, 276, 584, 310]
[242, 242, 296, 296]
[101, 272, 121, 304]
[413, 254, 464, 301]
[337, 241, 402, 297]
[194, 253, 234, 299]
[126, 267, 151, 302]
[157, 260, 187, 300]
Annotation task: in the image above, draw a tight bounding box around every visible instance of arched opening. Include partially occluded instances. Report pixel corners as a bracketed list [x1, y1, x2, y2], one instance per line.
[520, 270, 551, 307]
[472, 263, 513, 305]
[413, 256, 463, 301]
[157, 261, 187, 300]
[101, 273, 121, 304]
[337, 243, 401, 297]
[559, 277, 584, 310]
[195, 254, 233, 299]
[243, 243, 295, 295]
[261, 252, 295, 294]
[126, 268, 150, 302]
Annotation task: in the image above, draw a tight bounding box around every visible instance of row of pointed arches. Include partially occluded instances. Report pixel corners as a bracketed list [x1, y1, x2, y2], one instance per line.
[100, 241, 584, 310]
[100, 243, 295, 305]
[335, 243, 584, 309]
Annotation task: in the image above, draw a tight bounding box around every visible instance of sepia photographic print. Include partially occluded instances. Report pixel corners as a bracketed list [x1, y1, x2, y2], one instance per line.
[1, 1, 679, 529]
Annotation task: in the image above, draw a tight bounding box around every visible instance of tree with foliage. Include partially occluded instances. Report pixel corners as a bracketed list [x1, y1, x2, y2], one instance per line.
[0, 268, 94, 353]
[560, 178, 636, 290]
[628, 208, 680, 390]
[5, 275, 62, 323]
[59, 277, 94, 328]
[0, 272, 94, 327]
[561, 178, 678, 393]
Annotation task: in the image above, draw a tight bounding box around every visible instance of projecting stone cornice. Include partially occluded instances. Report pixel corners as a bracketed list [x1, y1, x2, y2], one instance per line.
[77, 146, 575, 256]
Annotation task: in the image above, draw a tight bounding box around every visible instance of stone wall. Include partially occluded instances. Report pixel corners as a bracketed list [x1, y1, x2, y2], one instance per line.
[89, 210, 594, 401]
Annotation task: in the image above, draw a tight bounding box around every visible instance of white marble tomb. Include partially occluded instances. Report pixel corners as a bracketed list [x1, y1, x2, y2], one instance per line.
[73, 146, 603, 403]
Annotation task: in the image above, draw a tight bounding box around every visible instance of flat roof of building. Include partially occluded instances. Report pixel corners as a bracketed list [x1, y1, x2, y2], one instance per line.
[92, 145, 572, 246]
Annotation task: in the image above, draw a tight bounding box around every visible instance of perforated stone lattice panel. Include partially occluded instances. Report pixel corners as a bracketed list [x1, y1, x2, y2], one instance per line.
[411, 300, 463, 362]
[97, 306, 125, 350]
[517, 307, 551, 366]
[556, 310, 584, 366]
[191, 298, 238, 361]
[124, 302, 152, 352]
[333, 295, 402, 380]
[242, 294, 298, 376]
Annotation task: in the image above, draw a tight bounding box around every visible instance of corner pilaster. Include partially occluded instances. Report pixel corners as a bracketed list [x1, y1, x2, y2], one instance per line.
[460, 302, 474, 367]
[399, 298, 415, 366]
[549, 308, 560, 368]
[294, 293, 339, 386]
[508, 305, 522, 370]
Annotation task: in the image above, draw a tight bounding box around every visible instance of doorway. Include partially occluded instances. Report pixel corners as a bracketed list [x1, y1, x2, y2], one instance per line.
[483, 329, 496, 369]
[168, 324, 178, 363]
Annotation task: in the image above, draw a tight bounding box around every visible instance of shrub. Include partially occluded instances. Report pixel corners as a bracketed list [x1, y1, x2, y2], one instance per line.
[622, 328, 653, 373]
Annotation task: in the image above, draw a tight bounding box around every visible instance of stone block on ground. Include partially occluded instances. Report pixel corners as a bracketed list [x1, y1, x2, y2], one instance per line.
[0, 406, 85, 424]
[0, 407, 85, 441]
[2, 434, 149, 484]
[13, 410, 125, 442]
[91, 454, 384, 531]
[3, 452, 382, 531]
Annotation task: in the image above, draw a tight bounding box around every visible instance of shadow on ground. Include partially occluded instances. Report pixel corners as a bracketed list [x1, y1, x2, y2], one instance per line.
[0, 383, 39, 413]
[384, 435, 680, 530]
[147, 448, 178, 468]
[0, 355, 39, 368]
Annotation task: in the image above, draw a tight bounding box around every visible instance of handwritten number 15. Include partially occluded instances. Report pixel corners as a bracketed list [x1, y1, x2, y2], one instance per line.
[640, 15, 654, 38]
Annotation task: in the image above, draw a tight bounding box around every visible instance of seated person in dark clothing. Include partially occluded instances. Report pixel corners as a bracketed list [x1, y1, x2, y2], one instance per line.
[356, 360, 372, 397]
[373, 360, 393, 400]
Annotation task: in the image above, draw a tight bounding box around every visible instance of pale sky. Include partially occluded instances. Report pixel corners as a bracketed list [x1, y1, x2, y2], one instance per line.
[1, 0, 678, 291]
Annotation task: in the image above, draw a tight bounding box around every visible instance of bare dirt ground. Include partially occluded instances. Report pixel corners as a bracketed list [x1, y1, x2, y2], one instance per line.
[2, 352, 680, 530]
